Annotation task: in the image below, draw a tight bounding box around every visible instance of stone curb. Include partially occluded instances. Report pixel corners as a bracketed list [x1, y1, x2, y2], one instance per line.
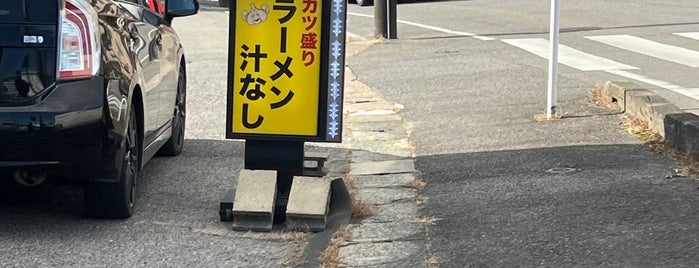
[601, 81, 699, 157]
[336, 37, 431, 267]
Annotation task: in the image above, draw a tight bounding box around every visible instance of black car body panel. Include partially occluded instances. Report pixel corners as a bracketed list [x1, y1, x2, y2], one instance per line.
[0, 0, 58, 105]
[0, 0, 196, 187]
[0, 78, 105, 180]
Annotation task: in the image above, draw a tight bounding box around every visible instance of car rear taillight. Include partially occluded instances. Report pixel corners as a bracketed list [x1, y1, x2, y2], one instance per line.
[58, 0, 100, 80]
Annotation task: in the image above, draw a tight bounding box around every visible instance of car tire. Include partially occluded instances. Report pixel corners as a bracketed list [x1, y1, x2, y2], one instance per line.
[357, 0, 373, 6]
[157, 65, 186, 157]
[84, 104, 139, 218]
[219, 0, 230, 8]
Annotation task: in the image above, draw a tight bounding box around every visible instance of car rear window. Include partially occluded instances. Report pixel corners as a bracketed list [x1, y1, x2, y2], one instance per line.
[0, 0, 58, 24]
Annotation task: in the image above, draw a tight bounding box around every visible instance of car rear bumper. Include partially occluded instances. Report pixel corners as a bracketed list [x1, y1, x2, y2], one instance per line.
[0, 77, 115, 181]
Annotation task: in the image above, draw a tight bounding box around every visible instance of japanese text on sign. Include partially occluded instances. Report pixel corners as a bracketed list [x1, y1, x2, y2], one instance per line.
[232, 0, 322, 136]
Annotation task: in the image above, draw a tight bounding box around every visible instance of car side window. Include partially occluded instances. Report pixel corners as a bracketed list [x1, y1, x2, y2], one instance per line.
[118, 0, 166, 26]
[143, 1, 168, 26]
[142, 9, 164, 26]
[120, 0, 163, 16]
[144, 0, 165, 15]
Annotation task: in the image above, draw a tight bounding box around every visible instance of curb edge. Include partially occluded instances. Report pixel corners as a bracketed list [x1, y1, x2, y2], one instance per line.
[602, 81, 699, 158]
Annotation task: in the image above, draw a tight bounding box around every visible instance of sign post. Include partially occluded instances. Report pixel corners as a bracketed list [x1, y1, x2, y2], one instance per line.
[547, 0, 560, 119]
[224, 0, 347, 227]
[375, 0, 397, 39]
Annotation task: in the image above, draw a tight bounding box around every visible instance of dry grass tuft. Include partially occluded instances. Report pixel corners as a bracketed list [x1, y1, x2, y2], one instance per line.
[411, 216, 442, 226]
[408, 178, 426, 191]
[674, 155, 699, 177]
[344, 176, 375, 223]
[589, 86, 619, 109]
[195, 228, 228, 237]
[315, 175, 378, 267]
[281, 231, 310, 267]
[425, 256, 441, 268]
[619, 114, 699, 178]
[589, 85, 660, 144]
[622, 114, 662, 144]
[649, 140, 699, 178]
[243, 231, 294, 242]
[290, 231, 309, 245]
[534, 113, 562, 122]
[415, 195, 429, 206]
[319, 226, 352, 268]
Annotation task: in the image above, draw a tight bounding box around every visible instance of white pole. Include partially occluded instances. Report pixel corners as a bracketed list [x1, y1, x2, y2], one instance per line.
[547, 0, 560, 119]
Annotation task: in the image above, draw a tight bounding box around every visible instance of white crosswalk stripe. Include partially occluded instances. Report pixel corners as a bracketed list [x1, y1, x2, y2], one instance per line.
[671, 88, 699, 98]
[502, 38, 637, 71]
[674, 32, 699, 41]
[605, 70, 699, 104]
[605, 70, 685, 91]
[585, 34, 699, 67]
[502, 33, 699, 103]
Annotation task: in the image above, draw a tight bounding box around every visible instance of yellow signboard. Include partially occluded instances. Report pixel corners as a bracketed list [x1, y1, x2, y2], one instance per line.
[230, 0, 322, 136]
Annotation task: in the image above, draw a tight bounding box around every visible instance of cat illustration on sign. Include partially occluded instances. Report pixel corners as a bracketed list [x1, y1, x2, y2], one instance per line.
[242, 3, 269, 26]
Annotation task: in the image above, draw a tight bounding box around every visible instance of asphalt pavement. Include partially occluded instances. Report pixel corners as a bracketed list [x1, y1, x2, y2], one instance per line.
[344, 3, 699, 267]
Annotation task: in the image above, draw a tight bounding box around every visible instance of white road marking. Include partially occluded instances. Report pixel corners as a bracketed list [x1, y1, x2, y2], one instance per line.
[605, 69, 699, 102]
[346, 31, 365, 41]
[502, 38, 637, 71]
[674, 32, 699, 41]
[502, 38, 699, 101]
[347, 13, 373, 18]
[604, 70, 685, 91]
[345, 12, 699, 101]
[670, 88, 699, 99]
[347, 12, 494, 41]
[586, 34, 699, 67]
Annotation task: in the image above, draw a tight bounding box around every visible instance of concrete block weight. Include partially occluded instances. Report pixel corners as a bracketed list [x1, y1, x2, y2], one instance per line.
[286, 176, 332, 232]
[232, 170, 278, 232]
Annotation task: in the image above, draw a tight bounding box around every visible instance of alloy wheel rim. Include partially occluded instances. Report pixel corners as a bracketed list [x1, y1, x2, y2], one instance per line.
[174, 72, 186, 147]
[126, 111, 138, 208]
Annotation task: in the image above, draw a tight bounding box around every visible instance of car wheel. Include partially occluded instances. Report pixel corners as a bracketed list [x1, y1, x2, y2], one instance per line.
[219, 0, 230, 8]
[157, 65, 186, 156]
[84, 104, 139, 218]
[357, 0, 373, 6]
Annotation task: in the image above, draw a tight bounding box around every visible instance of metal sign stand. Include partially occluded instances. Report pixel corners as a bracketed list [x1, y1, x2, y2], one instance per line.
[244, 140, 304, 223]
[220, 140, 328, 224]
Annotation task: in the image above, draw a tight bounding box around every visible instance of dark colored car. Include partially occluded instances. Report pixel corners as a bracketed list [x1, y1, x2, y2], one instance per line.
[353, 0, 372, 6]
[0, 0, 198, 218]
